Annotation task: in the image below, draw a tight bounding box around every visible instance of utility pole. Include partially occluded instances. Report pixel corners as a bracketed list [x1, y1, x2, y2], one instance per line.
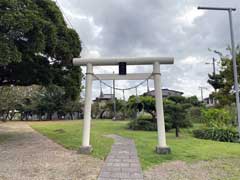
[147, 79, 150, 92]
[198, 6, 240, 139]
[206, 57, 217, 91]
[199, 86, 207, 102]
[205, 57, 216, 76]
[212, 57, 216, 76]
[112, 72, 116, 120]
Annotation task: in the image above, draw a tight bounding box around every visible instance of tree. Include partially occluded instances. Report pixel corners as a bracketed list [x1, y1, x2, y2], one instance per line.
[207, 74, 224, 91]
[127, 95, 155, 120]
[185, 96, 202, 106]
[164, 96, 192, 137]
[127, 95, 192, 136]
[16, 85, 82, 120]
[63, 100, 82, 120]
[15, 85, 42, 120]
[0, 0, 82, 99]
[35, 85, 65, 120]
[207, 47, 240, 106]
[0, 85, 41, 121]
[0, 86, 20, 121]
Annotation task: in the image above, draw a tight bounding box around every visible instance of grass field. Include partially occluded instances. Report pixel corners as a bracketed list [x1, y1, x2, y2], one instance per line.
[31, 120, 240, 169]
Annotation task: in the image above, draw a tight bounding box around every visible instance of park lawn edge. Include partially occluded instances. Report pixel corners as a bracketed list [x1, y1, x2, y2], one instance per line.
[30, 120, 240, 169]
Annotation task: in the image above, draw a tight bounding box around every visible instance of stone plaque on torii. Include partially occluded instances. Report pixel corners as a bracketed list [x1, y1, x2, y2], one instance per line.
[73, 57, 174, 154]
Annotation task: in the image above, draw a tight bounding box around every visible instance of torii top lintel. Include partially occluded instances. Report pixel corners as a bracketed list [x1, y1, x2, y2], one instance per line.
[73, 57, 174, 66]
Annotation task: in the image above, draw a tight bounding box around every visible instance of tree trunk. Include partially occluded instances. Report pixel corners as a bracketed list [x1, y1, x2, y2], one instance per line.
[9, 112, 16, 121]
[148, 111, 156, 122]
[20, 112, 24, 121]
[100, 110, 105, 119]
[70, 112, 73, 120]
[5, 111, 10, 121]
[57, 114, 61, 120]
[47, 113, 52, 120]
[26, 112, 29, 121]
[0, 111, 6, 122]
[175, 126, 179, 137]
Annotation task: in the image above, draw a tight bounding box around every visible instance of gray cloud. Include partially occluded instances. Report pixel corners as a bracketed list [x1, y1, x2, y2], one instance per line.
[58, 0, 240, 99]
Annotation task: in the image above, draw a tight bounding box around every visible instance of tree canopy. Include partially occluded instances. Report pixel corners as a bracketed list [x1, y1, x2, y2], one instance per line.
[207, 47, 240, 106]
[127, 95, 197, 136]
[0, 0, 82, 99]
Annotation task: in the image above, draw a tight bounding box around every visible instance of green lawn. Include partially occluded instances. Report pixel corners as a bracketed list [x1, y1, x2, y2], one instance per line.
[31, 120, 240, 169]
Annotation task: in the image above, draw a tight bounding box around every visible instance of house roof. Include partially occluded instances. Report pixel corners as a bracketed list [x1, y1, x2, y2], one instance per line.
[94, 94, 114, 101]
[162, 88, 184, 94]
[100, 94, 114, 99]
[147, 88, 184, 94]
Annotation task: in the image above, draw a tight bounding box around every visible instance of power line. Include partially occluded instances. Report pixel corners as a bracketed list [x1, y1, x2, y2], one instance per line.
[55, 0, 74, 29]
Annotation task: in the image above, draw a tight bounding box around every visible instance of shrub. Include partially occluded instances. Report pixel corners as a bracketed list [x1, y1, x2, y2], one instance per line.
[137, 113, 153, 120]
[201, 108, 233, 128]
[224, 105, 237, 126]
[128, 119, 157, 131]
[193, 128, 239, 142]
[186, 106, 203, 123]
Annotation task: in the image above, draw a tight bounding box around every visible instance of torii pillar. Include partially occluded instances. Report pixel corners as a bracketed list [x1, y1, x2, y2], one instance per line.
[79, 63, 93, 154]
[73, 57, 173, 154]
[154, 62, 171, 154]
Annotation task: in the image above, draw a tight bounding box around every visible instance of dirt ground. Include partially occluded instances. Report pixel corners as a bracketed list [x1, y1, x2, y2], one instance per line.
[0, 122, 103, 180]
[144, 158, 240, 180]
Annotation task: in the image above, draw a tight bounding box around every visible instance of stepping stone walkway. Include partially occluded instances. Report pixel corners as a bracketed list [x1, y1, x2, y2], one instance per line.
[98, 134, 144, 180]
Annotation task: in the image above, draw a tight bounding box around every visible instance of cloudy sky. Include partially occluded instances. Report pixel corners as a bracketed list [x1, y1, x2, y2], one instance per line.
[57, 0, 240, 100]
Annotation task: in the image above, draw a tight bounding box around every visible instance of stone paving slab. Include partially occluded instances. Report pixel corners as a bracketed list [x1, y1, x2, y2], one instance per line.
[98, 134, 144, 180]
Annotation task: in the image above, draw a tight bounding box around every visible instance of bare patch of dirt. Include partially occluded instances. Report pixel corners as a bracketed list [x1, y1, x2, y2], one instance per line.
[144, 158, 240, 180]
[0, 122, 103, 180]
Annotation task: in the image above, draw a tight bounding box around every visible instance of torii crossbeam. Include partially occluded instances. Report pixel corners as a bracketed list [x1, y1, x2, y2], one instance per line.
[73, 57, 174, 154]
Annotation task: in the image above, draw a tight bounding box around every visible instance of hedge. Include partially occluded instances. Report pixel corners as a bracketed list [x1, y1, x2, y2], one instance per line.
[193, 128, 239, 143]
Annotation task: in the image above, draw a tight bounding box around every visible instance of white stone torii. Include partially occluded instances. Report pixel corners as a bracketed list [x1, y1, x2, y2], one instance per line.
[73, 57, 174, 154]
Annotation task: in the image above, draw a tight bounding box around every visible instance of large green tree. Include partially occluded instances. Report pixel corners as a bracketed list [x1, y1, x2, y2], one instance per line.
[0, 0, 82, 99]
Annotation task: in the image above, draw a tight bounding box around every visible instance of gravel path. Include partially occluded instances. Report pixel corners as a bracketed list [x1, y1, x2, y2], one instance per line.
[98, 134, 144, 180]
[144, 158, 240, 180]
[0, 122, 103, 180]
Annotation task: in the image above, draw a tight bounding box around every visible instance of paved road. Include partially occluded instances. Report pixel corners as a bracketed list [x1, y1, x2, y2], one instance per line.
[0, 122, 103, 180]
[98, 134, 144, 180]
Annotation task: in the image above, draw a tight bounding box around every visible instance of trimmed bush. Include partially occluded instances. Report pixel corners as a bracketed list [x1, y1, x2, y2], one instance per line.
[137, 113, 153, 121]
[128, 119, 157, 131]
[193, 128, 239, 142]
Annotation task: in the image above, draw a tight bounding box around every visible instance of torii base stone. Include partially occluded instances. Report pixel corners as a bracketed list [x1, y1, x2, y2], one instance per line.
[78, 146, 92, 154]
[156, 146, 171, 154]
